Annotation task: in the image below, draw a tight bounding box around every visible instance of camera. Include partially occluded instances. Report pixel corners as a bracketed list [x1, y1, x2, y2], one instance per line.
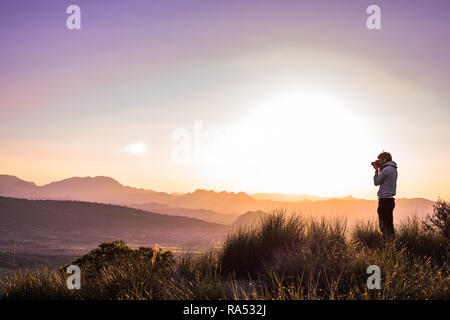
[371, 159, 382, 169]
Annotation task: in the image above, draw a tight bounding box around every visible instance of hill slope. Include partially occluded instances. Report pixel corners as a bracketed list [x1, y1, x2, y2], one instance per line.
[0, 196, 229, 255]
[128, 202, 238, 225]
[231, 210, 267, 229]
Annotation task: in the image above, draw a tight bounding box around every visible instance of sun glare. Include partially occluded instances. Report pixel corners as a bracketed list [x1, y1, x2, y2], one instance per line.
[202, 90, 377, 195]
[123, 141, 148, 156]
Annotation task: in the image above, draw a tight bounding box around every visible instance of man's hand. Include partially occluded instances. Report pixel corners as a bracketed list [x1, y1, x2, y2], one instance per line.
[373, 164, 380, 174]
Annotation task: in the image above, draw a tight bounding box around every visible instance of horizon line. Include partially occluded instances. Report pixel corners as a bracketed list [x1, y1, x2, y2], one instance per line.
[0, 172, 440, 203]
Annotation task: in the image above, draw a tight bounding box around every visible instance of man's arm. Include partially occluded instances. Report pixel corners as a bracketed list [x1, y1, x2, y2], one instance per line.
[374, 168, 387, 186]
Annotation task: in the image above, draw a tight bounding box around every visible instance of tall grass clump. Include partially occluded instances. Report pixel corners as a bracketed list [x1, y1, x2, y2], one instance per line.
[219, 211, 305, 277]
[396, 217, 448, 265]
[0, 268, 78, 300]
[170, 249, 231, 299]
[352, 220, 383, 249]
[266, 217, 352, 299]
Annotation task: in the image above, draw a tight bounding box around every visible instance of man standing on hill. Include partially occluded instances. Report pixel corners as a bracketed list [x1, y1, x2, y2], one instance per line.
[372, 151, 398, 238]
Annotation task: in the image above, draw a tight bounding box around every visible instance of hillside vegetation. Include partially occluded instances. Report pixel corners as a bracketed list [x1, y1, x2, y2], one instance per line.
[0, 196, 228, 254]
[1, 201, 448, 300]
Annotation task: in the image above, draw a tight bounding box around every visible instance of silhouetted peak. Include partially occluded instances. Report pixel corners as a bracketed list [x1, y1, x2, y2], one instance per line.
[193, 189, 215, 194]
[243, 210, 266, 215]
[190, 189, 251, 200]
[90, 176, 123, 185]
[46, 176, 122, 186]
[0, 174, 37, 187]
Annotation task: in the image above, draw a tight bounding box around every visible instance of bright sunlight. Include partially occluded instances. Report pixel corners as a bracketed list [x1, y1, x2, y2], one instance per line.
[202, 90, 378, 196]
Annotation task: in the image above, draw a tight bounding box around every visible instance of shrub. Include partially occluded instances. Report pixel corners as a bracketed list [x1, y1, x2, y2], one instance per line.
[396, 217, 448, 265]
[352, 220, 383, 249]
[0, 241, 175, 300]
[66, 240, 174, 280]
[423, 199, 449, 239]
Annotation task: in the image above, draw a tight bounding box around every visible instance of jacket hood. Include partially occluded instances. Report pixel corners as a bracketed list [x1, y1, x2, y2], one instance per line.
[383, 160, 397, 169]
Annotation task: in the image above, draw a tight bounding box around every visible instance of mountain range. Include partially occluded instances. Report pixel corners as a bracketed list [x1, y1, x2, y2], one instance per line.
[0, 174, 436, 225]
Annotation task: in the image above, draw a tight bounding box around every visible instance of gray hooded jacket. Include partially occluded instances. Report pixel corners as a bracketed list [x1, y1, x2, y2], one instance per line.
[374, 160, 398, 199]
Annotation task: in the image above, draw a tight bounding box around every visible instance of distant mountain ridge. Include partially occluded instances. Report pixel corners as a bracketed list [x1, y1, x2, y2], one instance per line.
[0, 174, 436, 223]
[128, 202, 238, 225]
[251, 193, 331, 202]
[0, 174, 159, 203]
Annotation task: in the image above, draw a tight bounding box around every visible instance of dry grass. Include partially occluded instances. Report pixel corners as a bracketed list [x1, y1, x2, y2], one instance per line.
[1, 205, 449, 300]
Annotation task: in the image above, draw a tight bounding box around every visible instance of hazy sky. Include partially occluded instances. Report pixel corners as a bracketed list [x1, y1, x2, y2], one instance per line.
[1, 0, 449, 200]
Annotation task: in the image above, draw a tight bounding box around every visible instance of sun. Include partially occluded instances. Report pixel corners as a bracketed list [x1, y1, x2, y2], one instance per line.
[202, 90, 377, 196]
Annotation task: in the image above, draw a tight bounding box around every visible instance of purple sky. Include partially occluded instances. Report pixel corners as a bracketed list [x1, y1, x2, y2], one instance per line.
[1, 0, 449, 109]
[0, 0, 449, 199]
[1, 1, 449, 105]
